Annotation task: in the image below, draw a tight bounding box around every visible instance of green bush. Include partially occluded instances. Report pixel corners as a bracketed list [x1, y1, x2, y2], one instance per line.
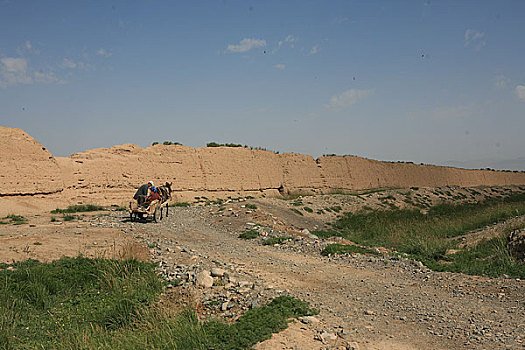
[238, 230, 259, 239]
[321, 243, 379, 256]
[263, 236, 294, 245]
[51, 205, 106, 214]
[303, 206, 313, 213]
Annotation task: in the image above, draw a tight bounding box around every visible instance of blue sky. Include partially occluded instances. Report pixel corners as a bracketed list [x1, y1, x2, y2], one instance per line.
[1, 1, 524, 170]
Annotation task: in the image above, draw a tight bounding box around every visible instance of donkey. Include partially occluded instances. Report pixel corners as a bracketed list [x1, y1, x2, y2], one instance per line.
[157, 182, 172, 220]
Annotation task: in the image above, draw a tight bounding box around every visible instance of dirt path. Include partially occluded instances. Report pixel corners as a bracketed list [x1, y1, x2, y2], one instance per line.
[131, 206, 524, 350]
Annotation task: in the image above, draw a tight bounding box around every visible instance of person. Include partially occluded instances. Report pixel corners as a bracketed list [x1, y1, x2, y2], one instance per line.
[134, 181, 153, 207]
[144, 185, 161, 208]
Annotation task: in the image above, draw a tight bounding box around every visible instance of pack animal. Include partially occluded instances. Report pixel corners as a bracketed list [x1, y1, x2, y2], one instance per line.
[156, 182, 172, 220]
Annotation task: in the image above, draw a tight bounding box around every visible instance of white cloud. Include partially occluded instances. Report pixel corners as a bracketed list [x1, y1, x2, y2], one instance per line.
[0, 57, 32, 86]
[273, 64, 286, 70]
[34, 71, 63, 84]
[515, 85, 525, 100]
[61, 58, 77, 69]
[284, 35, 296, 43]
[464, 29, 486, 50]
[307, 45, 319, 56]
[278, 35, 297, 48]
[227, 38, 266, 53]
[494, 75, 510, 89]
[1, 57, 28, 73]
[97, 48, 112, 57]
[0, 56, 65, 87]
[326, 88, 374, 110]
[22, 40, 40, 55]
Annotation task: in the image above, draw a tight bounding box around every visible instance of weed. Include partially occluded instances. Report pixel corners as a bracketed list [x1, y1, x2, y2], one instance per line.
[169, 202, 190, 207]
[263, 236, 294, 245]
[51, 205, 106, 214]
[321, 244, 380, 256]
[63, 215, 77, 222]
[330, 206, 342, 213]
[0, 256, 163, 349]
[291, 208, 304, 216]
[245, 204, 257, 210]
[238, 230, 259, 240]
[303, 206, 313, 213]
[321, 193, 525, 278]
[3, 215, 27, 225]
[33, 242, 42, 245]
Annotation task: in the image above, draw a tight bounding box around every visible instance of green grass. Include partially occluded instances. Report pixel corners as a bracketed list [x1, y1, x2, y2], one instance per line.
[245, 204, 257, 210]
[0, 256, 163, 350]
[263, 236, 294, 245]
[169, 202, 190, 207]
[316, 193, 525, 278]
[2, 215, 27, 225]
[62, 215, 78, 222]
[303, 206, 313, 213]
[238, 230, 259, 239]
[291, 208, 303, 216]
[51, 204, 106, 214]
[0, 257, 317, 349]
[321, 243, 380, 257]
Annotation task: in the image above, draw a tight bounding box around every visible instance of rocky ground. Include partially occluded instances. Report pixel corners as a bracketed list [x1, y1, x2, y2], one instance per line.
[1, 186, 524, 349]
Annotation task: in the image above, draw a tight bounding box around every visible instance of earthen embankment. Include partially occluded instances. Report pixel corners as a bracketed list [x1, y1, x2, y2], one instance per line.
[2, 126, 525, 214]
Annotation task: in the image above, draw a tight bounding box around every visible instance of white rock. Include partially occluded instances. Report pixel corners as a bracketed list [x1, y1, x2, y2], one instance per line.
[196, 270, 214, 288]
[211, 267, 225, 277]
[300, 316, 320, 324]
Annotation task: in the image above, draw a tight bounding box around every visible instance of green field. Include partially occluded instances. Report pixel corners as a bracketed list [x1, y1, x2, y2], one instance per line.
[314, 193, 525, 278]
[0, 257, 317, 349]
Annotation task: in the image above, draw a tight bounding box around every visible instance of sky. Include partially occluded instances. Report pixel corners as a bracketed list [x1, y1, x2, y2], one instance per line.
[1, 1, 524, 170]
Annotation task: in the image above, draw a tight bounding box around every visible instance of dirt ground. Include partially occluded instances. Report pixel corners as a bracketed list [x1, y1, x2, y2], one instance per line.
[1, 186, 524, 349]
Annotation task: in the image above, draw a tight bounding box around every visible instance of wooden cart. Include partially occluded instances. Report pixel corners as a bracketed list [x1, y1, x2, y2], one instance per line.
[129, 200, 162, 222]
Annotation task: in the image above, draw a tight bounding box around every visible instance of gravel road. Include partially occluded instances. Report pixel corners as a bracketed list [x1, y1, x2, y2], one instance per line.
[120, 203, 525, 350]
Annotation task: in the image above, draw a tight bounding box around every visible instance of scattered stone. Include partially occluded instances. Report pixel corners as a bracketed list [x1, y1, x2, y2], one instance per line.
[300, 316, 320, 324]
[211, 267, 226, 277]
[196, 270, 214, 288]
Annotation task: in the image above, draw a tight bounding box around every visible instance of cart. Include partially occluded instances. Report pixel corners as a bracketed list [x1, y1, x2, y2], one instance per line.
[129, 200, 162, 222]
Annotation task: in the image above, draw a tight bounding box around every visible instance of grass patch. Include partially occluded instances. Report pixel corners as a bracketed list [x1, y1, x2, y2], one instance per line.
[51, 204, 106, 214]
[245, 204, 257, 210]
[238, 230, 259, 240]
[320, 193, 525, 278]
[62, 215, 78, 222]
[429, 235, 523, 278]
[169, 202, 190, 207]
[291, 208, 303, 216]
[0, 256, 163, 349]
[2, 215, 27, 225]
[263, 236, 294, 245]
[0, 257, 317, 349]
[321, 243, 380, 256]
[303, 206, 313, 213]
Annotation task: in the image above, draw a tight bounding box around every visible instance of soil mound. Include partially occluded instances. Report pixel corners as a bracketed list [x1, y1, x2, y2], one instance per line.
[0, 126, 63, 196]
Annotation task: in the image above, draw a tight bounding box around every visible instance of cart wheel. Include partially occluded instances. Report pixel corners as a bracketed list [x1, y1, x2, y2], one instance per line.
[153, 207, 159, 223]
